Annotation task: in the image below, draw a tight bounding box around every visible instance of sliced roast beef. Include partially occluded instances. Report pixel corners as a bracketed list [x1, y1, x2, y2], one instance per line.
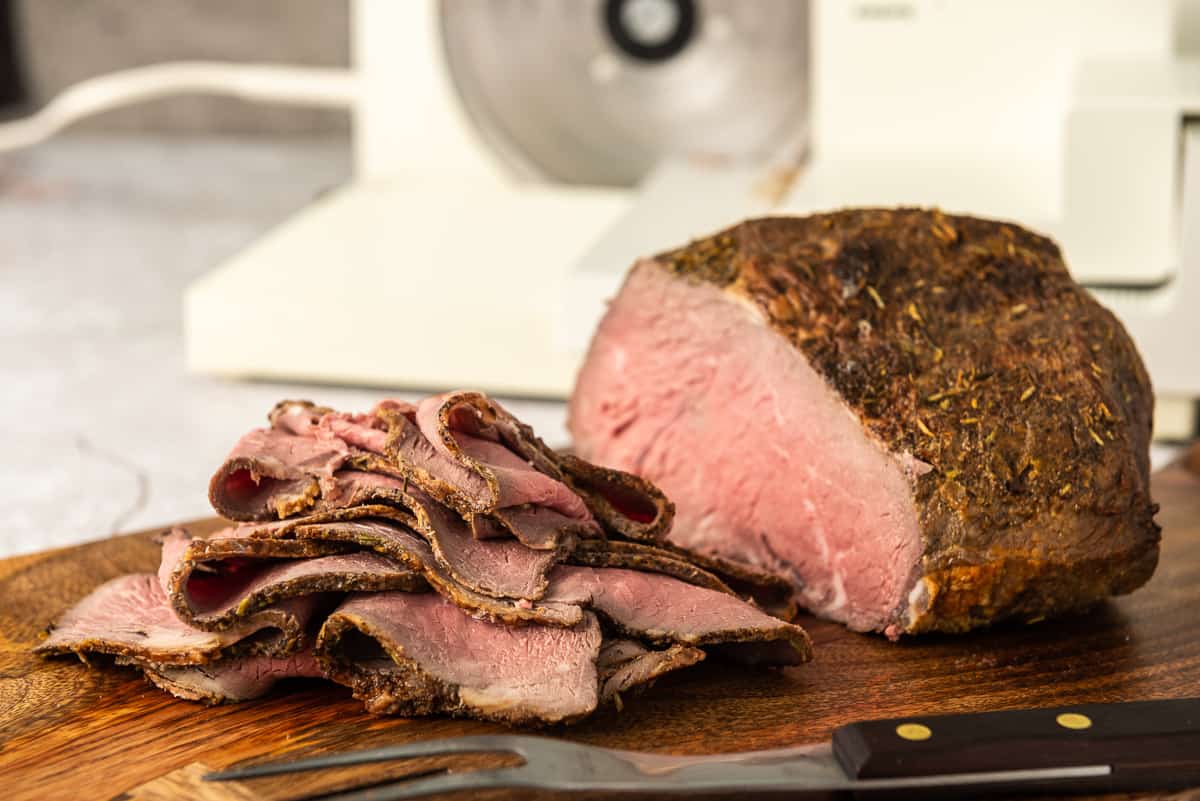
[214, 458, 566, 603]
[212, 394, 675, 553]
[545, 566, 811, 665]
[265, 396, 600, 552]
[556, 454, 674, 542]
[132, 649, 324, 704]
[177, 505, 577, 624]
[596, 640, 705, 705]
[272, 516, 585, 627]
[415, 393, 588, 517]
[36, 574, 315, 664]
[569, 538, 733, 595]
[163, 528, 425, 632]
[469, 504, 589, 551]
[42, 386, 813, 724]
[297, 483, 565, 603]
[209, 425, 349, 521]
[316, 592, 603, 725]
[569, 210, 1160, 637]
[581, 537, 796, 618]
[408, 484, 564, 600]
[417, 393, 674, 541]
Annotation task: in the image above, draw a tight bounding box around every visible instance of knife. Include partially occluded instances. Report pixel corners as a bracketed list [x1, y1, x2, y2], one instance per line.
[206, 697, 1200, 799]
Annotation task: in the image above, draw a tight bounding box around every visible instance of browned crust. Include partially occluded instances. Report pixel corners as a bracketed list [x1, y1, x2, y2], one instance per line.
[557, 454, 675, 542]
[909, 540, 1161, 634]
[589, 608, 813, 664]
[208, 455, 321, 521]
[569, 540, 732, 594]
[658, 210, 1160, 632]
[598, 644, 706, 705]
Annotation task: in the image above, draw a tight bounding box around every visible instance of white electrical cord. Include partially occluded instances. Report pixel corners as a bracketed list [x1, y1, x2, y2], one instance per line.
[0, 61, 359, 151]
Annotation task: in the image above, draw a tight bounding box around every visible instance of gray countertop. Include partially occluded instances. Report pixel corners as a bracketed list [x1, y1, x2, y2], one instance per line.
[0, 134, 567, 558]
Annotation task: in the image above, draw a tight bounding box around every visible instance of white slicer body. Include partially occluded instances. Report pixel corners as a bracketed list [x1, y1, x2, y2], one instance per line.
[184, 0, 1200, 437]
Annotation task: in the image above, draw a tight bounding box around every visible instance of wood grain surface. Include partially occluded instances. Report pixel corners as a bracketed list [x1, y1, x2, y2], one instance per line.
[2, 457, 1199, 801]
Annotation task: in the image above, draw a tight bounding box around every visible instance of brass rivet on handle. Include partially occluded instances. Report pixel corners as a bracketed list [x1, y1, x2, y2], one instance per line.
[1056, 713, 1093, 730]
[896, 723, 933, 741]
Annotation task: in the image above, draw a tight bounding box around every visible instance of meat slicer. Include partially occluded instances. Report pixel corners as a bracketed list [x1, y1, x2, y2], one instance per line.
[184, 0, 1200, 438]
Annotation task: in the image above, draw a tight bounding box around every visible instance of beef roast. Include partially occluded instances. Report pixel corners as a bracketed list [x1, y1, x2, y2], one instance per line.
[569, 210, 1160, 637]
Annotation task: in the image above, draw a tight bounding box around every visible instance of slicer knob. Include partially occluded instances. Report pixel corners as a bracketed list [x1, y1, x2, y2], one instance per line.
[604, 0, 697, 62]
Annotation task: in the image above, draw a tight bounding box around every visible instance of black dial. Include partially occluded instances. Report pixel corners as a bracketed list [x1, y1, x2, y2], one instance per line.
[603, 0, 697, 62]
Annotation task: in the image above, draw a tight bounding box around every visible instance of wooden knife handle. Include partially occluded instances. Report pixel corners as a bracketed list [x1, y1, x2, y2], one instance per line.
[832, 697, 1200, 790]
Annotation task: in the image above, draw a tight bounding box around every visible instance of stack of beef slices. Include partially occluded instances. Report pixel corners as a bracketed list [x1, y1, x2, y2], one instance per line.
[38, 392, 810, 725]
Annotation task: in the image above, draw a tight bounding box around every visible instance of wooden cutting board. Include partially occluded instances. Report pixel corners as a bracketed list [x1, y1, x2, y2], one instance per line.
[3, 457, 1199, 801]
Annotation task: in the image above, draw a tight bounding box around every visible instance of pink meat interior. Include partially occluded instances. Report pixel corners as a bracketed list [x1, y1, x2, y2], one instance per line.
[569, 261, 924, 632]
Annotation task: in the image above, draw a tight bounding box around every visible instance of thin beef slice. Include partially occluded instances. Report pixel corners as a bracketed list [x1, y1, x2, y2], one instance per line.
[162, 527, 425, 631]
[134, 649, 324, 704]
[316, 591, 603, 725]
[35, 574, 315, 664]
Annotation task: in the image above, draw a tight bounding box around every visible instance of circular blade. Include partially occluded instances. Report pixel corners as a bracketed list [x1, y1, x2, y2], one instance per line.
[439, 0, 809, 187]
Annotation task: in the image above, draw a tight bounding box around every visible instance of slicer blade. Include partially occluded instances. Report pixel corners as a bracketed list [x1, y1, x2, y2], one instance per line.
[439, 0, 809, 187]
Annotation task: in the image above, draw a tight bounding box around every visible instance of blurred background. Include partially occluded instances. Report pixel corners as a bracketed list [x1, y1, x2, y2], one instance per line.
[1, 0, 1197, 557]
[0, 0, 564, 557]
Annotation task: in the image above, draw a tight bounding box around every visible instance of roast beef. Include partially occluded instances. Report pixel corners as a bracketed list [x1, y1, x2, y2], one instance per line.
[216, 459, 567, 604]
[316, 592, 603, 724]
[259, 515, 586, 627]
[416, 393, 675, 542]
[135, 650, 324, 703]
[569, 537, 794, 613]
[42, 388, 812, 723]
[35, 573, 316, 664]
[210, 393, 674, 551]
[569, 210, 1160, 637]
[546, 566, 811, 665]
[597, 640, 705, 704]
[162, 527, 425, 631]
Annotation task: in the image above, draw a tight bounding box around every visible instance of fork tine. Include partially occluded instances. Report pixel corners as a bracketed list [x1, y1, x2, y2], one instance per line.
[303, 768, 525, 801]
[204, 735, 524, 781]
